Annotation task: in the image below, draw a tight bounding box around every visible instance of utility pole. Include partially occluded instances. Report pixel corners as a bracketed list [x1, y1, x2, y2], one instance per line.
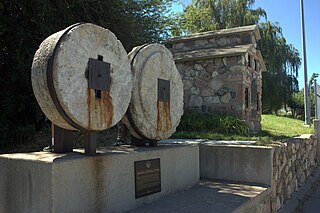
[314, 74, 319, 119]
[300, 0, 310, 125]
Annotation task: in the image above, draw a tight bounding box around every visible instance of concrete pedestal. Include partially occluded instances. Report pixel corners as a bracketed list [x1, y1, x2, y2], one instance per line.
[0, 144, 199, 213]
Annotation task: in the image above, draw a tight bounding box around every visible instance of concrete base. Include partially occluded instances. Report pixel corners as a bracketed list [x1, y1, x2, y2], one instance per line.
[0, 144, 199, 213]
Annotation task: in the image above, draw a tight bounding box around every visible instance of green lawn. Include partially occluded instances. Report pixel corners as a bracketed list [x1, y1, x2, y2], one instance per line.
[261, 114, 314, 138]
[172, 114, 314, 144]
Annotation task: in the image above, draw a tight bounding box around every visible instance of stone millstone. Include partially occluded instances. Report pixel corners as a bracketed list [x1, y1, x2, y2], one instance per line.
[32, 23, 132, 131]
[122, 43, 184, 140]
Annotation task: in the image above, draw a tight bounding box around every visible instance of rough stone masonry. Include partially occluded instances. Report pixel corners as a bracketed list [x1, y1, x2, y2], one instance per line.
[163, 25, 266, 131]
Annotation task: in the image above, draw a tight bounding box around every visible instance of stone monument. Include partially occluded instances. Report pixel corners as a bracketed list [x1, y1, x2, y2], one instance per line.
[0, 23, 197, 213]
[122, 43, 184, 146]
[31, 23, 133, 153]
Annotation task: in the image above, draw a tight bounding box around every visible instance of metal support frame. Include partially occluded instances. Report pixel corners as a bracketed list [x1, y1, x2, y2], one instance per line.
[84, 132, 97, 154]
[312, 73, 319, 119]
[52, 123, 74, 153]
[315, 78, 318, 119]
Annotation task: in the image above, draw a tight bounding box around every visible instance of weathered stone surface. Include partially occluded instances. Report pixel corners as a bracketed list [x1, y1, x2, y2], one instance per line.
[194, 64, 204, 71]
[32, 23, 132, 131]
[185, 68, 197, 77]
[208, 79, 224, 91]
[197, 70, 211, 80]
[217, 37, 227, 46]
[204, 96, 220, 105]
[215, 87, 229, 96]
[174, 43, 184, 50]
[200, 89, 213, 97]
[190, 87, 200, 95]
[194, 39, 209, 48]
[122, 43, 183, 140]
[220, 92, 232, 104]
[188, 96, 203, 107]
[211, 71, 218, 78]
[271, 134, 319, 211]
[182, 79, 193, 91]
[194, 78, 208, 88]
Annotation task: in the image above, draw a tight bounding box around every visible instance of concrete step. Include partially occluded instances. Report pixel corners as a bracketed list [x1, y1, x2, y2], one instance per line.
[126, 179, 271, 213]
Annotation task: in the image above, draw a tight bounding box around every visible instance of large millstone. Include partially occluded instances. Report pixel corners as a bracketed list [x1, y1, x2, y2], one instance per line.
[122, 43, 184, 140]
[32, 23, 132, 131]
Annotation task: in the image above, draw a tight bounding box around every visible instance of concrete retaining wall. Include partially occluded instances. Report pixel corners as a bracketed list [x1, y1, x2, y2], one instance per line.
[0, 145, 199, 213]
[199, 130, 320, 212]
[200, 144, 273, 185]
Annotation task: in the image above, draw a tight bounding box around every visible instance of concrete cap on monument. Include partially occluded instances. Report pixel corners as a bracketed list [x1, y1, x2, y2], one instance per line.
[31, 23, 132, 131]
[122, 43, 184, 140]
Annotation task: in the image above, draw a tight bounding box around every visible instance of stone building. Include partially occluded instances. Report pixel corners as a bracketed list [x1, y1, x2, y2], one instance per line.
[163, 25, 266, 131]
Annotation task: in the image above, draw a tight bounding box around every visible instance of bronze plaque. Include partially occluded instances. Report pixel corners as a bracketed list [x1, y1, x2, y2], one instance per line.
[134, 158, 161, 198]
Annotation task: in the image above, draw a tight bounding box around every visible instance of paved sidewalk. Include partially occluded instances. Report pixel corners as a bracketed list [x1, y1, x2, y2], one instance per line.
[303, 185, 320, 213]
[126, 180, 270, 213]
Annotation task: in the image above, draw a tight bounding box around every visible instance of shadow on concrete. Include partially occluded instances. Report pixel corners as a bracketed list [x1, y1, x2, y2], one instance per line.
[126, 179, 269, 213]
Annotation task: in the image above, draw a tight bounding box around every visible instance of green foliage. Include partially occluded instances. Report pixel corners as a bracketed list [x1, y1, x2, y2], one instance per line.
[175, 0, 266, 34]
[288, 88, 315, 119]
[259, 22, 301, 113]
[173, 114, 313, 144]
[176, 111, 250, 135]
[0, 0, 174, 146]
[14, 125, 37, 144]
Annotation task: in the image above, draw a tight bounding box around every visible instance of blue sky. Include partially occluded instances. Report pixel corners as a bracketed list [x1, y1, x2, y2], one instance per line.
[172, 0, 320, 90]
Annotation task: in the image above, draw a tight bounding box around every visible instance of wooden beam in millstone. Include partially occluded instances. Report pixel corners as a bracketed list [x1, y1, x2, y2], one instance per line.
[31, 23, 132, 132]
[122, 43, 184, 140]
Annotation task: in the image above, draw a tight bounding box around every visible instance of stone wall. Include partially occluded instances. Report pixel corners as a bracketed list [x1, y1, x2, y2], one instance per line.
[163, 25, 265, 131]
[175, 55, 262, 131]
[271, 134, 319, 211]
[165, 25, 260, 54]
[226, 133, 320, 213]
[176, 57, 246, 114]
[168, 33, 254, 54]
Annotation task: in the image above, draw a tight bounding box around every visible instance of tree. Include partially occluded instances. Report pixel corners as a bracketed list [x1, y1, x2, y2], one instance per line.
[259, 22, 301, 113]
[288, 88, 314, 119]
[0, 0, 174, 146]
[175, 0, 266, 34]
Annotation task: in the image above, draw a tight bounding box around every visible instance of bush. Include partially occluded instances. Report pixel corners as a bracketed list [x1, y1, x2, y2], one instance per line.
[177, 111, 249, 136]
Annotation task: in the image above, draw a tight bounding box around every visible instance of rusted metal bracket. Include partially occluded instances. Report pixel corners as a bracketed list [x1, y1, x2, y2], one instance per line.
[88, 55, 111, 99]
[158, 79, 170, 102]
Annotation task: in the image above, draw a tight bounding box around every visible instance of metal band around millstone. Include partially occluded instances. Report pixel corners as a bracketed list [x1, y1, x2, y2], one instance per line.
[46, 22, 86, 131]
[126, 43, 152, 140]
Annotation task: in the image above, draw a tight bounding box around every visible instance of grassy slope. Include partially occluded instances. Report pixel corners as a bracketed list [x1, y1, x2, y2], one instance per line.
[173, 114, 314, 144]
[261, 114, 314, 138]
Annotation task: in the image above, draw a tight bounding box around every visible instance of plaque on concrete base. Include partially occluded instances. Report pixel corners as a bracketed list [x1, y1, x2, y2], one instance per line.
[134, 158, 161, 198]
